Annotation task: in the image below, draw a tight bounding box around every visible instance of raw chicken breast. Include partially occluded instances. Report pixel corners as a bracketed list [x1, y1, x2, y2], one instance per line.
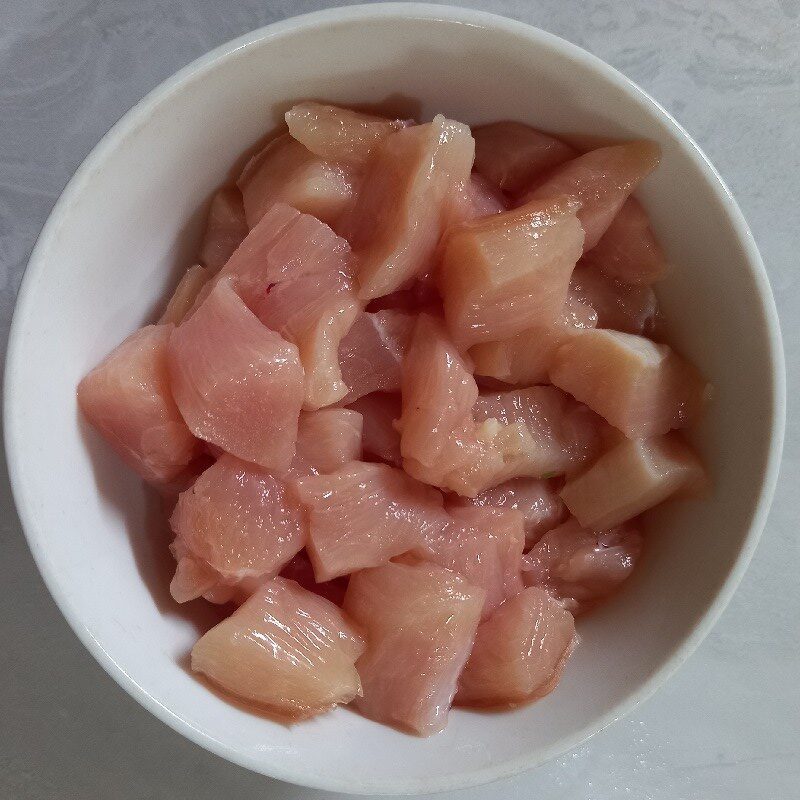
[198, 187, 249, 271]
[456, 587, 577, 708]
[349, 115, 475, 300]
[346, 392, 403, 466]
[338, 310, 414, 403]
[286, 102, 406, 165]
[560, 434, 706, 528]
[522, 517, 643, 613]
[455, 477, 567, 546]
[255, 259, 360, 409]
[294, 461, 448, 581]
[344, 561, 485, 735]
[470, 295, 597, 385]
[219, 203, 359, 409]
[279, 551, 349, 606]
[78, 324, 200, 484]
[399, 314, 503, 496]
[438, 195, 585, 346]
[522, 141, 661, 250]
[411, 506, 525, 618]
[581, 197, 667, 284]
[549, 329, 708, 438]
[237, 133, 357, 228]
[167, 278, 304, 470]
[569, 263, 658, 335]
[291, 408, 363, 476]
[472, 121, 576, 195]
[169, 454, 306, 602]
[191, 577, 365, 719]
[447, 173, 507, 227]
[473, 386, 605, 478]
[158, 265, 209, 326]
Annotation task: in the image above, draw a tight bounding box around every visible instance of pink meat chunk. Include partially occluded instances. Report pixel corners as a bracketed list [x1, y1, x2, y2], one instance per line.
[560, 434, 706, 528]
[410, 505, 525, 619]
[446, 173, 508, 227]
[198, 187, 249, 271]
[472, 386, 605, 479]
[454, 477, 568, 546]
[472, 121, 576, 195]
[285, 102, 406, 165]
[338, 310, 414, 403]
[191, 577, 365, 720]
[279, 550, 349, 607]
[438, 195, 585, 347]
[581, 197, 667, 284]
[167, 278, 304, 470]
[522, 141, 661, 251]
[348, 115, 475, 301]
[237, 133, 357, 228]
[549, 329, 708, 438]
[569, 262, 659, 335]
[456, 587, 577, 708]
[469, 295, 597, 385]
[169, 453, 306, 603]
[293, 461, 448, 581]
[522, 517, 643, 613]
[344, 561, 485, 735]
[255, 258, 360, 409]
[346, 392, 403, 466]
[78, 324, 200, 484]
[158, 264, 210, 326]
[291, 408, 363, 476]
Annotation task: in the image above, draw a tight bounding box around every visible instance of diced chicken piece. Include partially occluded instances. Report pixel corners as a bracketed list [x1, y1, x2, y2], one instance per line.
[169, 454, 306, 602]
[411, 506, 524, 618]
[279, 551, 349, 606]
[167, 278, 304, 470]
[338, 310, 414, 403]
[447, 173, 507, 226]
[349, 115, 475, 300]
[560, 434, 706, 528]
[237, 134, 357, 228]
[198, 187, 249, 271]
[470, 295, 597, 385]
[399, 315, 503, 496]
[346, 392, 403, 466]
[569, 263, 658, 335]
[522, 517, 643, 613]
[473, 386, 605, 479]
[454, 477, 567, 546]
[581, 197, 667, 284]
[285, 102, 406, 165]
[218, 204, 359, 409]
[550, 329, 708, 438]
[291, 408, 363, 476]
[255, 262, 360, 409]
[78, 324, 200, 484]
[344, 562, 485, 735]
[438, 195, 585, 346]
[220, 203, 350, 307]
[456, 587, 577, 708]
[522, 141, 661, 250]
[159, 265, 209, 326]
[473, 121, 576, 195]
[294, 461, 448, 581]
[192, 577, 365, 719]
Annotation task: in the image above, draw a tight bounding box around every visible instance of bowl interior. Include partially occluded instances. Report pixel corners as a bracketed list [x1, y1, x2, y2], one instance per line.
[5, 5, 782, 795]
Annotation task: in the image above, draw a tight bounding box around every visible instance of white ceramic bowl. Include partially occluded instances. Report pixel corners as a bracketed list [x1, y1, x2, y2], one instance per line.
[4, 3, 785, 795]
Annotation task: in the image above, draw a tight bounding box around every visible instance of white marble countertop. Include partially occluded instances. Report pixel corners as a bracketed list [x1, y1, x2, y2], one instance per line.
[1, 1, 797, 798]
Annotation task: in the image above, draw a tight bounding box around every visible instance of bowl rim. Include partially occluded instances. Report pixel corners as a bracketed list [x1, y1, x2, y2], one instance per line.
[3, 3, 786, 795]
